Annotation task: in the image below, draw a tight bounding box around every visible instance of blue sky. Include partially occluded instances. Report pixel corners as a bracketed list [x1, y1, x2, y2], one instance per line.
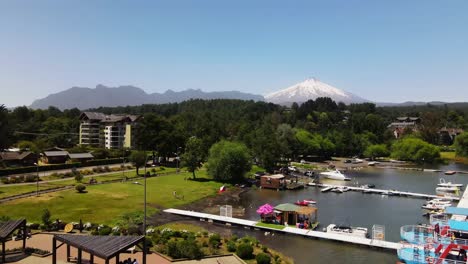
[1, 0, 467, 107]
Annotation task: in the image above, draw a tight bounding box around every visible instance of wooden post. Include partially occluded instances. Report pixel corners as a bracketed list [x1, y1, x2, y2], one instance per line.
[22, 221, 26, 250]
[67, 244, 70, 260]
[90, 254, 94, 264]
[105, 258, 109, 264]
[115, 254, 119, 264]
[77, 249, 82, 264]
[2, 241, 5, 264]
[52, 237, 56, 264]
[143, 240, 147, 264]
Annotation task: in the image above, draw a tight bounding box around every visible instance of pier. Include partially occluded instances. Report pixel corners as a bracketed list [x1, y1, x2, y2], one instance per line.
[307, 183, 460, 201]
[164, 208, 402, 251]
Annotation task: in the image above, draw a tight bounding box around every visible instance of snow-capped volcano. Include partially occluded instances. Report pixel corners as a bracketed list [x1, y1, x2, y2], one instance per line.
[265, 78, 369, 105]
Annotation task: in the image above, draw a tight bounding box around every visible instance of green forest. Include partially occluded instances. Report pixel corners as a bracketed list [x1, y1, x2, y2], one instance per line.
[1, 99, 468, 172]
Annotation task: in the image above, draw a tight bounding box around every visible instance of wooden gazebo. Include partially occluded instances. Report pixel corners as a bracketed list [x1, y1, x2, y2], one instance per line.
[52, 234, 146, 264]
[0, 219, 27, 263]
[274, 203, 318, 229]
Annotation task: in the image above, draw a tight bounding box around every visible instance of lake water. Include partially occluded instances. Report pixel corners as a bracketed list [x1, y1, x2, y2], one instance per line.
[236, 163, 468, 264]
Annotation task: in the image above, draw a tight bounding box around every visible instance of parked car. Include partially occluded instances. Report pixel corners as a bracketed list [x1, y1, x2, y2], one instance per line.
[344, 159, 352, 163]
[304, 170, 314, 177]
[300, 159, 306, 164]
[288, 166, 298, 172]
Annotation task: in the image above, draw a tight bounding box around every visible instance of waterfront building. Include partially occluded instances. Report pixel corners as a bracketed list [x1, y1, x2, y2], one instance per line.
[78, 112, 141, 149]
[388, 117, 421, 138]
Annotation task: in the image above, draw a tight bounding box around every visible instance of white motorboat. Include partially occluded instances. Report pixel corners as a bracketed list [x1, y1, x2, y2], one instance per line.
[325, 224, 369, 238]
[436, 186, 460, 195]
[422, 203, 451, 210]
[320, 169, 351, 181]
[367, 161, 379, 166]
[331, 187, 344, 193]
[321, 186, 333, 193]
[427, 198, 451, 205]
[438, 178, 463, 188]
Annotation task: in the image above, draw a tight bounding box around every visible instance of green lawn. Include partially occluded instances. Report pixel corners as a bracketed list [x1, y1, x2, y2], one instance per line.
[0, 171, 224, 225]
[255, 222, 285, 230]
[0, 170, 139, 199]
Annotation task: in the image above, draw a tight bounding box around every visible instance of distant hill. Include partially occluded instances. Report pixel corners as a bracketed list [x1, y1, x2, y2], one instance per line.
[265, 78, 369, 105]
[30, 84, 264, 110]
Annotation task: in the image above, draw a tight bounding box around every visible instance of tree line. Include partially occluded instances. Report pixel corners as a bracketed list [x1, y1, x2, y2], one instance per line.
[1, 99, 468, 173]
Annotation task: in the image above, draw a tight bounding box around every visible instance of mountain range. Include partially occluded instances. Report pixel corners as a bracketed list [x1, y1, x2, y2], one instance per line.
[30, 85, 264, 110]
[29, 79, 465, 110]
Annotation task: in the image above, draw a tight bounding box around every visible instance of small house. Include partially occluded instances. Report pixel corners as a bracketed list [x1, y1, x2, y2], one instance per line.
[260, 174, 286, 190]
[42, 150, 69, 164]
[68, 153, 94, 163]
[0, 151, 38, 167]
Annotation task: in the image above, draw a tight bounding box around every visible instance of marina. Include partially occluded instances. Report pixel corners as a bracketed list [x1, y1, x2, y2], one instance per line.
[163, 208, 402, 251]
[307, 182, 461, 201]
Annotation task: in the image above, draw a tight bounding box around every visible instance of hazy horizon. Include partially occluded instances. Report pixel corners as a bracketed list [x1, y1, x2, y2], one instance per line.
[1, 0, 468, 107]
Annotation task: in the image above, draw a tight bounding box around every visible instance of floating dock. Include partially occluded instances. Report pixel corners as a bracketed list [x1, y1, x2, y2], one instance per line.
[307, 183, 460, 201]
[164, 208, 401, 251]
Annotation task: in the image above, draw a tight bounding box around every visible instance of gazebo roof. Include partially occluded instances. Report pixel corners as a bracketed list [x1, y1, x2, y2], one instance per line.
[274, 203, 300, 212]
[0, 219, 26, 241]
[54, 234, 144, 260]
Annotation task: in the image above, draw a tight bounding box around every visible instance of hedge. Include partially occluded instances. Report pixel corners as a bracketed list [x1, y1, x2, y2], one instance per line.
[83, 158, 123, 167]
[0, 163, 82, 176]
[0, 158, 124, 177]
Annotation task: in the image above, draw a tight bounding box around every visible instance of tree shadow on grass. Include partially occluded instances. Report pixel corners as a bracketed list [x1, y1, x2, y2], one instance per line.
[187, 178, 213, 182]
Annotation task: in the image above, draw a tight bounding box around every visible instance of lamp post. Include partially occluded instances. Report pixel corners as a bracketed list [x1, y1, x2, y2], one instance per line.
[143, 154, 150, 234]
[122, 148, 125, 180]
[176, 147, 182, 174]
[34, 162, 39, 196]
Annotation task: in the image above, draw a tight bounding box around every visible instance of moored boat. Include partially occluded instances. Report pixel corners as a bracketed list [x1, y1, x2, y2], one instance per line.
[320, 169, 351, 181]
[321, 186, 333, 193]
[445, 170, 457, 175]
[325, 224, 369, 238]
[438, 178, 463, 188]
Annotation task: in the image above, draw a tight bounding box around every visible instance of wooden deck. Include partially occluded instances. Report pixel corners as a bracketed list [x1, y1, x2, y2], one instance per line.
[307, 183, 460, 201]
[164, 208, 401, 251]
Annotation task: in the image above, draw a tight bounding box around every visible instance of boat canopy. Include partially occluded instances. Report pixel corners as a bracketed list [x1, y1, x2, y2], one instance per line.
[448, 219, 468, 232]
[274, 203, 316, 214]
[445, 207, 468, 216]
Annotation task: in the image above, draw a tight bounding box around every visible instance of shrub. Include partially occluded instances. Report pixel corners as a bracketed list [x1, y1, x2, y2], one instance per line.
[74, 173, 83, 183]
[99, 226, 112, 236]
[1, 177, 9, 184]
[25, 175, 37, 182]
[91, 230, 99, 235]
[104, 166, 111, 172]
[227, 241, 236, 252]
[262, 245, 268, 253]
[209, 233, 221, 248]
[75, 184, 86, 193]
[256, 253, 271, 264]
[236, 243, 254, 259]
[41, 209, 51, 227]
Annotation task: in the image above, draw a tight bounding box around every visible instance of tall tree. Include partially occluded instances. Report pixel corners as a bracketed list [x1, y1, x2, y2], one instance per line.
[455, 132, 468, 157]
[130, 151, 148, 175]
[0, 105, 11, 150]
[181, 136, 204, 179]
[206, 140, 252, 182]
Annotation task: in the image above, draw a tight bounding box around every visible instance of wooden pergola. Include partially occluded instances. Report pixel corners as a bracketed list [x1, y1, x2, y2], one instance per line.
[52, 234, 146, 264]
[0, 219, 27, 263]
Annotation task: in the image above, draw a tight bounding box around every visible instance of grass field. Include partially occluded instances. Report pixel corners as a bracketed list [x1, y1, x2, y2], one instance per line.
[0, 171, 224, 225]
[0, 170, 140, 199]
